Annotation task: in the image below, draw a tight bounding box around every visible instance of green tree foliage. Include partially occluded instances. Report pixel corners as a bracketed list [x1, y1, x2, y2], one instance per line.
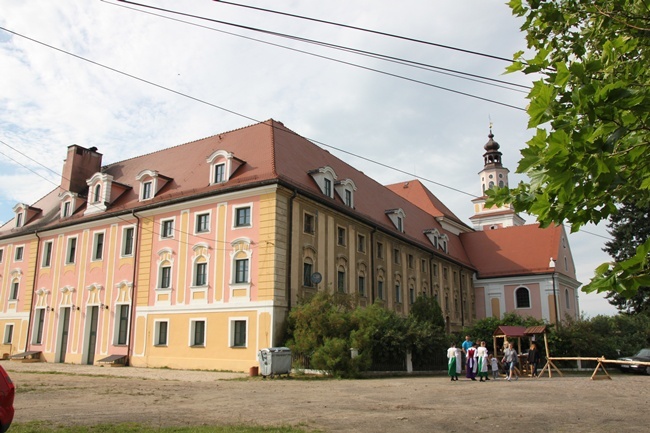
[603, 201, 650, 314]
[492, 1, 650, 298]
[460, 312, 544, 353]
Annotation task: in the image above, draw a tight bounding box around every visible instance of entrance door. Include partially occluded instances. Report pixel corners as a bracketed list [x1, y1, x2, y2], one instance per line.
[86, 306, 99, 365]
[58, 307, 71, 363]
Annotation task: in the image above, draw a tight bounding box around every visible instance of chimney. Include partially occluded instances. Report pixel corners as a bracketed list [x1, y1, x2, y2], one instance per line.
[61, 145, 102, 194]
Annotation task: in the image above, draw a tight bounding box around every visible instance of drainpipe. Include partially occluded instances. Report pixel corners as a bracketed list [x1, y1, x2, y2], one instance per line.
[126, 211, 141, 365]
[369, 227, 377, 303]
[459, 268, 465, 327]
[24, 231, 41, 353]
[286, 190, 297, 313]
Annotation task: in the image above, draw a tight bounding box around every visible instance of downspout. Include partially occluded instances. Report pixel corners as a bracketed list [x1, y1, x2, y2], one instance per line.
[552, 272, 561, 329]
[286, 190, 297, 312]
[459, 268, 465, 327]
[24, 231, 41, 353]
[127, 211, 141, 365]
[369, 227, 376, 303]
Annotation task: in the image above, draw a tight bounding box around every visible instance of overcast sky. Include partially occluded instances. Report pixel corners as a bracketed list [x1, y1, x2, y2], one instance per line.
[0, 0, 617, 317]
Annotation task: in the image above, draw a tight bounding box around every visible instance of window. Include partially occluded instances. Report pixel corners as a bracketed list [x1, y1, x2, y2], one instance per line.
[397, 216, 403, 232]
[358, 275, 366, 296]
[93, 184, 101, 203]
[154, 321, 168, 346]
[42, 241, 53, 267]
[304, 213, 315, 234]
[15, 212, 23, 227]
[93, 232, 104, 261]
[0, 248, 3, 263]
[565, 289, 570, 309]
[345, 189, 352, 207]
[235, 206, 251, 227]
[15, 246, 24, 262]
[409, 286, 415, 304]
[3, 324, 13, 344]
[235, 259, 249, 283]
[9, 281, 19, 300]
[443, 267, 448, 280]
[116, 305, 130, 345]
[515, 287, 531, 309]
[194, 262, 207, 286]
[196, 213, 210, 233]
[337, 268, 346, 293]
[393, 249, 400, 265]
[357, 234, 366, 253]
[303, 261, 314, 287]
[324, 178, 332, 197]
[377, 279, 384, 300]
[433, 264, 438, 277]
[421, 259, 427, 273]
[376, 242, 384, 259]
[337, 227, 346, 246]
[191, 320, 206, 347]
[161, 219, 174, 238]
[142, 181, 152, 200]
[34, 309, 45, 344]
[408, 254, 414, 269]
[214, 163, 225, 183]
[122, 227, 135, 256]
[66, 238, 77, 264]
[232, 320, 247, 347]
[395, 283, 402, 303]
[62, 201, 71, 217]
[160, 265, 171, 289]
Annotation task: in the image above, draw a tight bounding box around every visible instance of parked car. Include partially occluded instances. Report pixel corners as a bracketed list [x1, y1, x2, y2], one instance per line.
[0, 365, 14, 432]
[618, 348, 650, 375]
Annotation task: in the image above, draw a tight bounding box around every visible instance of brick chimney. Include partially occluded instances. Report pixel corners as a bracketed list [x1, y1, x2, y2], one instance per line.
[61, 145, 102, 194]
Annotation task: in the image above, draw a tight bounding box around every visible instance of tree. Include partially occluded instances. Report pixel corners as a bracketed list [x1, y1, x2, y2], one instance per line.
[491, 1, 650, 298]
[603, 201, 650, 314]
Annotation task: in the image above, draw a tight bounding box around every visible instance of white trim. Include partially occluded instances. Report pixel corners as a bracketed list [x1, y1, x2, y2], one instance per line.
[228, 317, 248, 348]
[194, 210, 212, 234]
[189, 318, 207, 347]
[91, 230, 106, 262]
[232, 203, 253, 229]
[153, 319, 169, 347]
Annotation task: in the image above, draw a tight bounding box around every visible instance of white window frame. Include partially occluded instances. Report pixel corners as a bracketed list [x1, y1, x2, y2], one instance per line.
[121, 226, 136, 257]
[9, 280, 19, 301]
[194, 261, 208, 287]
[213, 162, 226, 184]
[62, 201, 71, 217]
[3, 324, 13, 344]
[189, 318, 207, 347]
[160, 218, 175, 239]
[229, 317, 248, 348]
[141, 181, 153, 201]
[92, 231, 105, 262]
[93, 184, 102, 203]
[233, 204, 253, 229]
[42, 241, 53, 268]
[195, 211, 211, 234]
[113, 304, 131, 345]
[233, 258, 249, 284]
[514, 286, 532, 309]
[158, 263, 172, 289]
[65, 236, 77, 265]
[153, 320, 169, 346]
[15, 211, 23, 227]
[14, 245, 24, 262]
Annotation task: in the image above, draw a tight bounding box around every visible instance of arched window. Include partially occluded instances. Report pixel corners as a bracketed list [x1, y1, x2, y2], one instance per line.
[94, 184, 101, 203]
[515, 286, 531, 308]
[565, 289, 570, 309]
[337, 265, 346, 293]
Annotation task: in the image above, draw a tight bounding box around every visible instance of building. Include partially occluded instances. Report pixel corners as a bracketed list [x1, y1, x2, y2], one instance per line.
[0, 120, 579, 370]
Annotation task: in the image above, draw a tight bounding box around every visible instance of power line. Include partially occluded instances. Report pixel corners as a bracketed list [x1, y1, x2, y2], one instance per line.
[210, 0, 518, 64]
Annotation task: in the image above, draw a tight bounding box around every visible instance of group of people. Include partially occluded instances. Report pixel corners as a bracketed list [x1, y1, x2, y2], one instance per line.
[447, 335, 541, 382]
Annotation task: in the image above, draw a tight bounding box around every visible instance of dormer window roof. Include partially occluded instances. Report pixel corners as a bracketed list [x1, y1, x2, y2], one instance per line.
[424, 228, 449, 253]
[308, 166, 337, 199]
[12, 203, 41, 228]
[85, 172, 130, 215]
[135, 169, 171, 202]
[385, 208, 406, 233]
[207, 150, 245, 185]
[335, 179, 357, 208]
[59, 191, 82, 219]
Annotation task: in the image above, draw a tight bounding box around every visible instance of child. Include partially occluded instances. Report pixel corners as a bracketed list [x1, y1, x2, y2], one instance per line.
[490, 354, 499, 380]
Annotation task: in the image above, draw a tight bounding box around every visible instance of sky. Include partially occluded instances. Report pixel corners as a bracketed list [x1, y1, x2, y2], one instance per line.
[0, 0, 618, 317]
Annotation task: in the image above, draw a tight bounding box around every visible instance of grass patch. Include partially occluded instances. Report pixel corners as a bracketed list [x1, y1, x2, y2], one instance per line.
[10, 422, 313, 433]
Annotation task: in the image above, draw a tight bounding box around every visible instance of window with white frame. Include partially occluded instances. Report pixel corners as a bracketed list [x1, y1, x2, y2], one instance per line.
[324, 178, 332, 197]
[9, 280, 19, 300]
[33, 308, 45, 344]
[515, 286, 531, 309]
[345, 189, 352, 207]
[93, 184, 101, 203]
[92, 232, 104, 261]
[14, 246, 24, 262]
[234, 258, 249, 284]
[385, 208, 406, 233]
[66, 237, 77, 264]
[154, 320, 168, 346]
[15, 212, 23, 227]
[122, 227, 135, 257]
[234, 206, 251, 228]
[195, 212, 210, 233]
[62, 201, 71, 217]
[213, 163, 225, 184]
[42, 241, 53, 267]
[159, 264, 172, 289]
[3, 324, 13, 344]
[190, 319, 206, 347]
[194, 261, 207, 286]
[161, 219, 174, 238]
[308, 166, 337, 198]
[142, 181, 152, 200]
[230, 319, 247, 348]
[115, 305, 130, 345]
[207, 150, 244, 186]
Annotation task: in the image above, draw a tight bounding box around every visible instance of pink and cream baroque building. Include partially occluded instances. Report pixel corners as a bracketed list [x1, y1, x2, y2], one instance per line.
[0, 120, 580, 371]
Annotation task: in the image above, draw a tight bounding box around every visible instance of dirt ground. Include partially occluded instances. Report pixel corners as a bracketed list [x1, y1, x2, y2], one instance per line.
[4, 360, 649, 433]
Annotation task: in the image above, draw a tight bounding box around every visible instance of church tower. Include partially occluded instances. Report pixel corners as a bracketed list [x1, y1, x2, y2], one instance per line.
[470, 130, 524, 230]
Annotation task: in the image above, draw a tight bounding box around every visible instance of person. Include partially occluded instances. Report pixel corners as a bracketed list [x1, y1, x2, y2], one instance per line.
[502, 342, 519, 381]
[447, 343, 461, 381]
[490, 354, 499, 380]
[528, 342, 540, 377]
[466, 342, 478, 380]
[461, 335, 473, 374]
[476, 341, 489, 382]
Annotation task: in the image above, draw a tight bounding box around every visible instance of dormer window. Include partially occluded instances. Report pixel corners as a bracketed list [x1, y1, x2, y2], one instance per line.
[207, 150, 245, 185]
[142, 181, 152, 200]
[335, 179, 357, 208]
[385, 208, 406, 233]
[63, 202, 71, 217]
[59, 191, 81, 218]
[424, 229, 440, 249]
[93, 184, 101, 203]
[12, 203, 41, 228]
[308, 166, 337, 199]
[135, 169, 170, 202]
[15, 212, 23, 228]
[86, 173, 113, 214]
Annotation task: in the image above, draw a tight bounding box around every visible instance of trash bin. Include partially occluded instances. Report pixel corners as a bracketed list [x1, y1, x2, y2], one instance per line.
[258, 347, 292, 378]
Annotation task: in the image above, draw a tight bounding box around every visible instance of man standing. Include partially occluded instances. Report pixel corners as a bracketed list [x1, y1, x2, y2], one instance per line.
[461, 335, 473, 373]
